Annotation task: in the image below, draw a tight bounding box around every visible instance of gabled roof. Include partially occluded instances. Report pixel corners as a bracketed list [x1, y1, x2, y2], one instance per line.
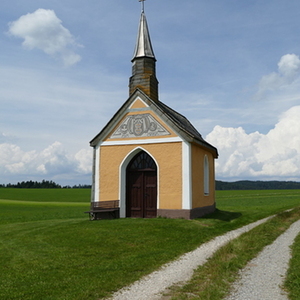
[155, 101, 204, 142]
[90, 89, 218, 158]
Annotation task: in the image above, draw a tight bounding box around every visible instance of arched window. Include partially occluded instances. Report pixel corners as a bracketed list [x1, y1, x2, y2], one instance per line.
[204, 155, 209, 195]
[127, 151, 157, 171]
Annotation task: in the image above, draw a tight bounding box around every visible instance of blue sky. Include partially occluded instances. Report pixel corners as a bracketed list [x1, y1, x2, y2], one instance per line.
[1, 0, 300, 185]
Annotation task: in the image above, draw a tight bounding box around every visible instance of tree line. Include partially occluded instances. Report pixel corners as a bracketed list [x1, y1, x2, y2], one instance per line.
[1, 179, 299, 190]
[0, 180, 91, 189]
[216, 180, 300, 190]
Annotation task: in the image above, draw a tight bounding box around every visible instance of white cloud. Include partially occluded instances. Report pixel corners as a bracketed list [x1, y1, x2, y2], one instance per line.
[0, 142, 92, 184]
[206, 105, 300, 181]
[75, 149, 93, 173]
[8, 8, 81, 67]
[278, 54, 300, 77]
[2, 106, 300, 185]
[254, 54, 300, 100]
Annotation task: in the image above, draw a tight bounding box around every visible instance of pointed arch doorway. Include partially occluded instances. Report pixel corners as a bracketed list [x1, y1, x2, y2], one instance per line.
[126, 151, 157, 218]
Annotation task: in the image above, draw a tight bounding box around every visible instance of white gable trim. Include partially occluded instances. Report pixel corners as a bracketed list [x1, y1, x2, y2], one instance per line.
[129, 97, 149, 109]
[101, 136, 182, 146]
[90, 91, 191, 147]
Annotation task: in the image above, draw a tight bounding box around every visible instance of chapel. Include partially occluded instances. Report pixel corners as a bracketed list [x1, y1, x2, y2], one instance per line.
[89, 6, 218, 219]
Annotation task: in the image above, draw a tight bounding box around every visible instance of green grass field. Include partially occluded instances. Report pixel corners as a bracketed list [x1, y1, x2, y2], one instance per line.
[0, 188, 90, 202]
[0, 188, 90, 225]
[0, 188, 299, 300]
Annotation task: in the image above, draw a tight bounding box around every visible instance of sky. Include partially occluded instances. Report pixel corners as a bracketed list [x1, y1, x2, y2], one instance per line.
[1, 0, 300, 186]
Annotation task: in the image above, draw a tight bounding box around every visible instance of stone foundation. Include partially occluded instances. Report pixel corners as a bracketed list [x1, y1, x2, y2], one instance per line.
[157, 203, 216, 219]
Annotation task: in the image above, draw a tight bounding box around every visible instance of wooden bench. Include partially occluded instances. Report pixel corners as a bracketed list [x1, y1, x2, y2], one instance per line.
[85, 200, 120, 220]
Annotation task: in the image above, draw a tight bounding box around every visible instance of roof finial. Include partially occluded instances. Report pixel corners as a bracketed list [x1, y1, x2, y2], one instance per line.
[139, 0, 145, 12]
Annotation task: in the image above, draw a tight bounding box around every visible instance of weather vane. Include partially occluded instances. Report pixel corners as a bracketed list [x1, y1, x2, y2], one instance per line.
[139, 0, 145, 12]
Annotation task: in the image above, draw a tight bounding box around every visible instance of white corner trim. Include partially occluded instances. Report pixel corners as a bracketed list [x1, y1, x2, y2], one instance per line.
[94, 145, 100, 202]
[182, 141, 192, 209]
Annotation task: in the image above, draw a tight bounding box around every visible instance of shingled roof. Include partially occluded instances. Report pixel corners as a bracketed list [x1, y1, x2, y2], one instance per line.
[150, 94, 218, 157]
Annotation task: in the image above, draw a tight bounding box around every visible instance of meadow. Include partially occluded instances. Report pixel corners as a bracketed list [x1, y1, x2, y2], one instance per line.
[0, 188, 299, 300]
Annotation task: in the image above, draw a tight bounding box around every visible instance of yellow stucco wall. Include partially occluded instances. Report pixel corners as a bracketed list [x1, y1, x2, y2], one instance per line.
[129, 98, 147, 109]
[98, 142, 183, 209]
[191, 144, 216, 208]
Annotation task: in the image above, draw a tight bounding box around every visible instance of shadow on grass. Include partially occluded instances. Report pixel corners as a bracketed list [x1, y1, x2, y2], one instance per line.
[203, 209, 242, 222]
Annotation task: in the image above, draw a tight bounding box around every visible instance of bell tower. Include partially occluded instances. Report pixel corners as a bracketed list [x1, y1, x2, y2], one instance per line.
[129, 9, 159, 102]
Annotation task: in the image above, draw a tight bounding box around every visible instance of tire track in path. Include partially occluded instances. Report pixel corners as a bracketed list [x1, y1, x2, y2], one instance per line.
[224, 219, 300, 300]
[108, 216, 274, 300]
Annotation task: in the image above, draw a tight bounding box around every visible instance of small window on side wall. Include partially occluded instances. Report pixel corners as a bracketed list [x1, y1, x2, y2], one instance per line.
[204, 155, 209, 195]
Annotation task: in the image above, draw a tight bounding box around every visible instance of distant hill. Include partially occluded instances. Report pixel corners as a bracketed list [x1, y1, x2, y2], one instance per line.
[216, 180, 300, 190]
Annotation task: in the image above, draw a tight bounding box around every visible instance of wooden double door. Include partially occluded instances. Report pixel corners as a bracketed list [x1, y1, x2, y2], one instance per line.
[126, 151, 157, 218]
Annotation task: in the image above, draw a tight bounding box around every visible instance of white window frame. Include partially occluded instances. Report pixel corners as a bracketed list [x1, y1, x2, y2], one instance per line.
[204, 155, 209, 196]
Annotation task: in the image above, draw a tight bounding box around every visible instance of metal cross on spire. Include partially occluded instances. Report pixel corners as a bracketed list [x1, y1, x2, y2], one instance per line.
[139, 0, 145, 12]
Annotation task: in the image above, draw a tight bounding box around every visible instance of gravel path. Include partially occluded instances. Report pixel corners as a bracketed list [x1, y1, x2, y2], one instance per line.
[108, 216, 274, 300]
[224, 219, 300, 300]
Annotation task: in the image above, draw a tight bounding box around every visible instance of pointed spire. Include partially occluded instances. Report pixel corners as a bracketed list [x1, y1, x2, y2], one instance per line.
[132, 11, 155, 61]
[129, 10, 159, 101]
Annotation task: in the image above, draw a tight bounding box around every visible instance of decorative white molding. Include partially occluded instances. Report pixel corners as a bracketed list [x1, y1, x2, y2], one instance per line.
[101, 136, 182, 146]
[109, 113, 171, 139]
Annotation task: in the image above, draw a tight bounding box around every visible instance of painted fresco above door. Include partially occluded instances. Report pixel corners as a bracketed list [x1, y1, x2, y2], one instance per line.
[109, 113, 171, 139]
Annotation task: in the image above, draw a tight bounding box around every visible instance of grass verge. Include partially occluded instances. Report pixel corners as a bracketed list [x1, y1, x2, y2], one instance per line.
[166, 207, 300, 300]
[285, 232, 300, 299]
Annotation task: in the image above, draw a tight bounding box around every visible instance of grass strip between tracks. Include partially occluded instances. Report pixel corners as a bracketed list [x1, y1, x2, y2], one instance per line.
[166, 207, 300, 300]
